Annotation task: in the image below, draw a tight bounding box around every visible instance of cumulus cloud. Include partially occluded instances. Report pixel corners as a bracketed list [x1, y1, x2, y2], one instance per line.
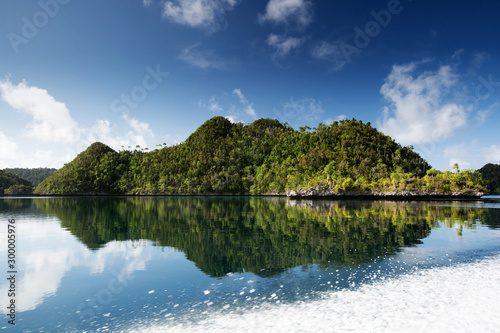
[163, 0, 238, 31]
[178, 43, 227, 70]
[0, 78, 156, 167]
[0, 78, 80, 143]
[86, 116, 154, 150]
[259, 0, 313, 28]
[266, 33, 304, 58]
[484, 144, 500, 163]
[274, 97, 324, 123]
[378, 62, 467, 146]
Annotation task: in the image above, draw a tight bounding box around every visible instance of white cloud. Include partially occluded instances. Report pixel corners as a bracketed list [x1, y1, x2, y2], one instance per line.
[0, 131, 19, 165]
[443, 143, 477, 170]
[233, 88, 247, 104]
[0, 78, 157, 168]
[163, 0, 237, 31]
[325, 115, 347, 124]
[0, 78, 80, 143]
[259, 0, 313, 28]
[232, 89, 256, 118]
[86, 116, 154, 150]
[123, 114, 154, 148]
[266, 33, 304, 58]
[378, 62, 467, 146]
[208, 97, 223, 112]
[143, 0, 152, 7]
[484, 144, 500, 163]
[200, 89, 257, 123]
[274, 97, 324, 123]
[178, 43, 227, 70]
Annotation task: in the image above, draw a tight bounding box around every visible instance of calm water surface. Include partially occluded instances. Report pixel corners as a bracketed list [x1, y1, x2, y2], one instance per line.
[1, 197, 500, 332]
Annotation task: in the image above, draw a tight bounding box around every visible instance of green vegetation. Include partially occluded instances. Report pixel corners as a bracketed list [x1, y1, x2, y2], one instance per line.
[35, 117, 486, 196]
[22, 196, 495, 277]
[478, 163, 500, 194]
[0, 170, 33, 195]
[4, 168, 57, 186]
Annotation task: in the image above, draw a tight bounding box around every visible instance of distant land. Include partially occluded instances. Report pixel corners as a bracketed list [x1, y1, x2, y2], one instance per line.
[4, 168, 57, 187]
[26, 116, 489, 198]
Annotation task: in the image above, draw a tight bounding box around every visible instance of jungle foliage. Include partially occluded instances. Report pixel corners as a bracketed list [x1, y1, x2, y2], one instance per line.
[478, 163, 500, 194]
[34, 117, 486, 195]
[4, 168, 57, 186]
[0, 170, 33, 195]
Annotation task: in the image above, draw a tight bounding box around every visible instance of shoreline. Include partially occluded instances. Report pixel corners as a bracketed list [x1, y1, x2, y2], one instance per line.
[1, 191, 489, 200]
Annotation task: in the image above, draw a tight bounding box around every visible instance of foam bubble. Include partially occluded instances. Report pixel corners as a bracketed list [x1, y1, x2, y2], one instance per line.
[132, 254, 500, 332]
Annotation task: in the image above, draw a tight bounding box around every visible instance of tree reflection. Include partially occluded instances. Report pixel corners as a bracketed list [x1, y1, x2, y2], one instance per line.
[24, 197, 496, 277]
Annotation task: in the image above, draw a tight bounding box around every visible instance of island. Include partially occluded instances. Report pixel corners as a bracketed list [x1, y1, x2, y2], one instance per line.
[28, 116, 488, 198]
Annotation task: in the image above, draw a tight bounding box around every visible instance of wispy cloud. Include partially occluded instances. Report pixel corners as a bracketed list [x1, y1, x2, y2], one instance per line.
[258, 0, 313, 29]
[143, 0, 153, 7]
[274, 97, 324, 123]
[232, 89, 256, 118]
[162, 0, 238, 31]
[476, 102, 499, 125]
[178, 43, 227, 70]
[200, 89, 257, 123]
[310, 41, 348, 72]
[266, 33, 304, 58]
[471, 52, 490, 69]
[325, 114, 347, 124]
[378, 61, 467, 146]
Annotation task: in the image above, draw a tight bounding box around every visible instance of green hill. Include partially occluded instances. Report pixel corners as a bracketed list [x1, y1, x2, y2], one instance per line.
[478, 163, 500, 194]
[4, 168, 57, 186]
[35, 117, 486, 196]
[0, 170, 33, 195]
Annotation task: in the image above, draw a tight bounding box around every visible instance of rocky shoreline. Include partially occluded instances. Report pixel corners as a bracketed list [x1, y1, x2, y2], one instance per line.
[284, 186, 485, 199]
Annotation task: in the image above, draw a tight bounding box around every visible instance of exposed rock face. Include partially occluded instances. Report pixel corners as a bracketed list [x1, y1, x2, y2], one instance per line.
[285, 186, 485, 198]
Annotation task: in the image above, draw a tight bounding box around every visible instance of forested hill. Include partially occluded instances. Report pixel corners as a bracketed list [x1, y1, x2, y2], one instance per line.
[0, 170, 33, 195]
[4, 168, 57, 186]
[478, 163, 500, 194]
[34, 117, 486, 196]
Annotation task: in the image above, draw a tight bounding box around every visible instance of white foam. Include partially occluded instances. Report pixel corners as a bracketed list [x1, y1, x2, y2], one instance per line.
[132, 254, 500, 333]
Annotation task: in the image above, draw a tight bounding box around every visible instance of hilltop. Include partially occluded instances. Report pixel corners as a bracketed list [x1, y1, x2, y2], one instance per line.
[35, 117, 486, 196]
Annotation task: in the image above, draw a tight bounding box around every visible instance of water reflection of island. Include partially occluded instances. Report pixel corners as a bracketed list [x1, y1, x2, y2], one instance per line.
[27, 197, 499, 278]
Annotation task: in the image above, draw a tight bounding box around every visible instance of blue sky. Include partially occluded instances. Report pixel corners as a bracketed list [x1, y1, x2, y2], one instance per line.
[1, 0, 500, 171]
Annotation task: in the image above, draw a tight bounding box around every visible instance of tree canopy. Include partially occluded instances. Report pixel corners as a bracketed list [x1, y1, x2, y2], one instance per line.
[0, 170, 33, 195]
[4, 168, 57, 186]
[478, 163, 500, 194]
[34, 117, 486, 196]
